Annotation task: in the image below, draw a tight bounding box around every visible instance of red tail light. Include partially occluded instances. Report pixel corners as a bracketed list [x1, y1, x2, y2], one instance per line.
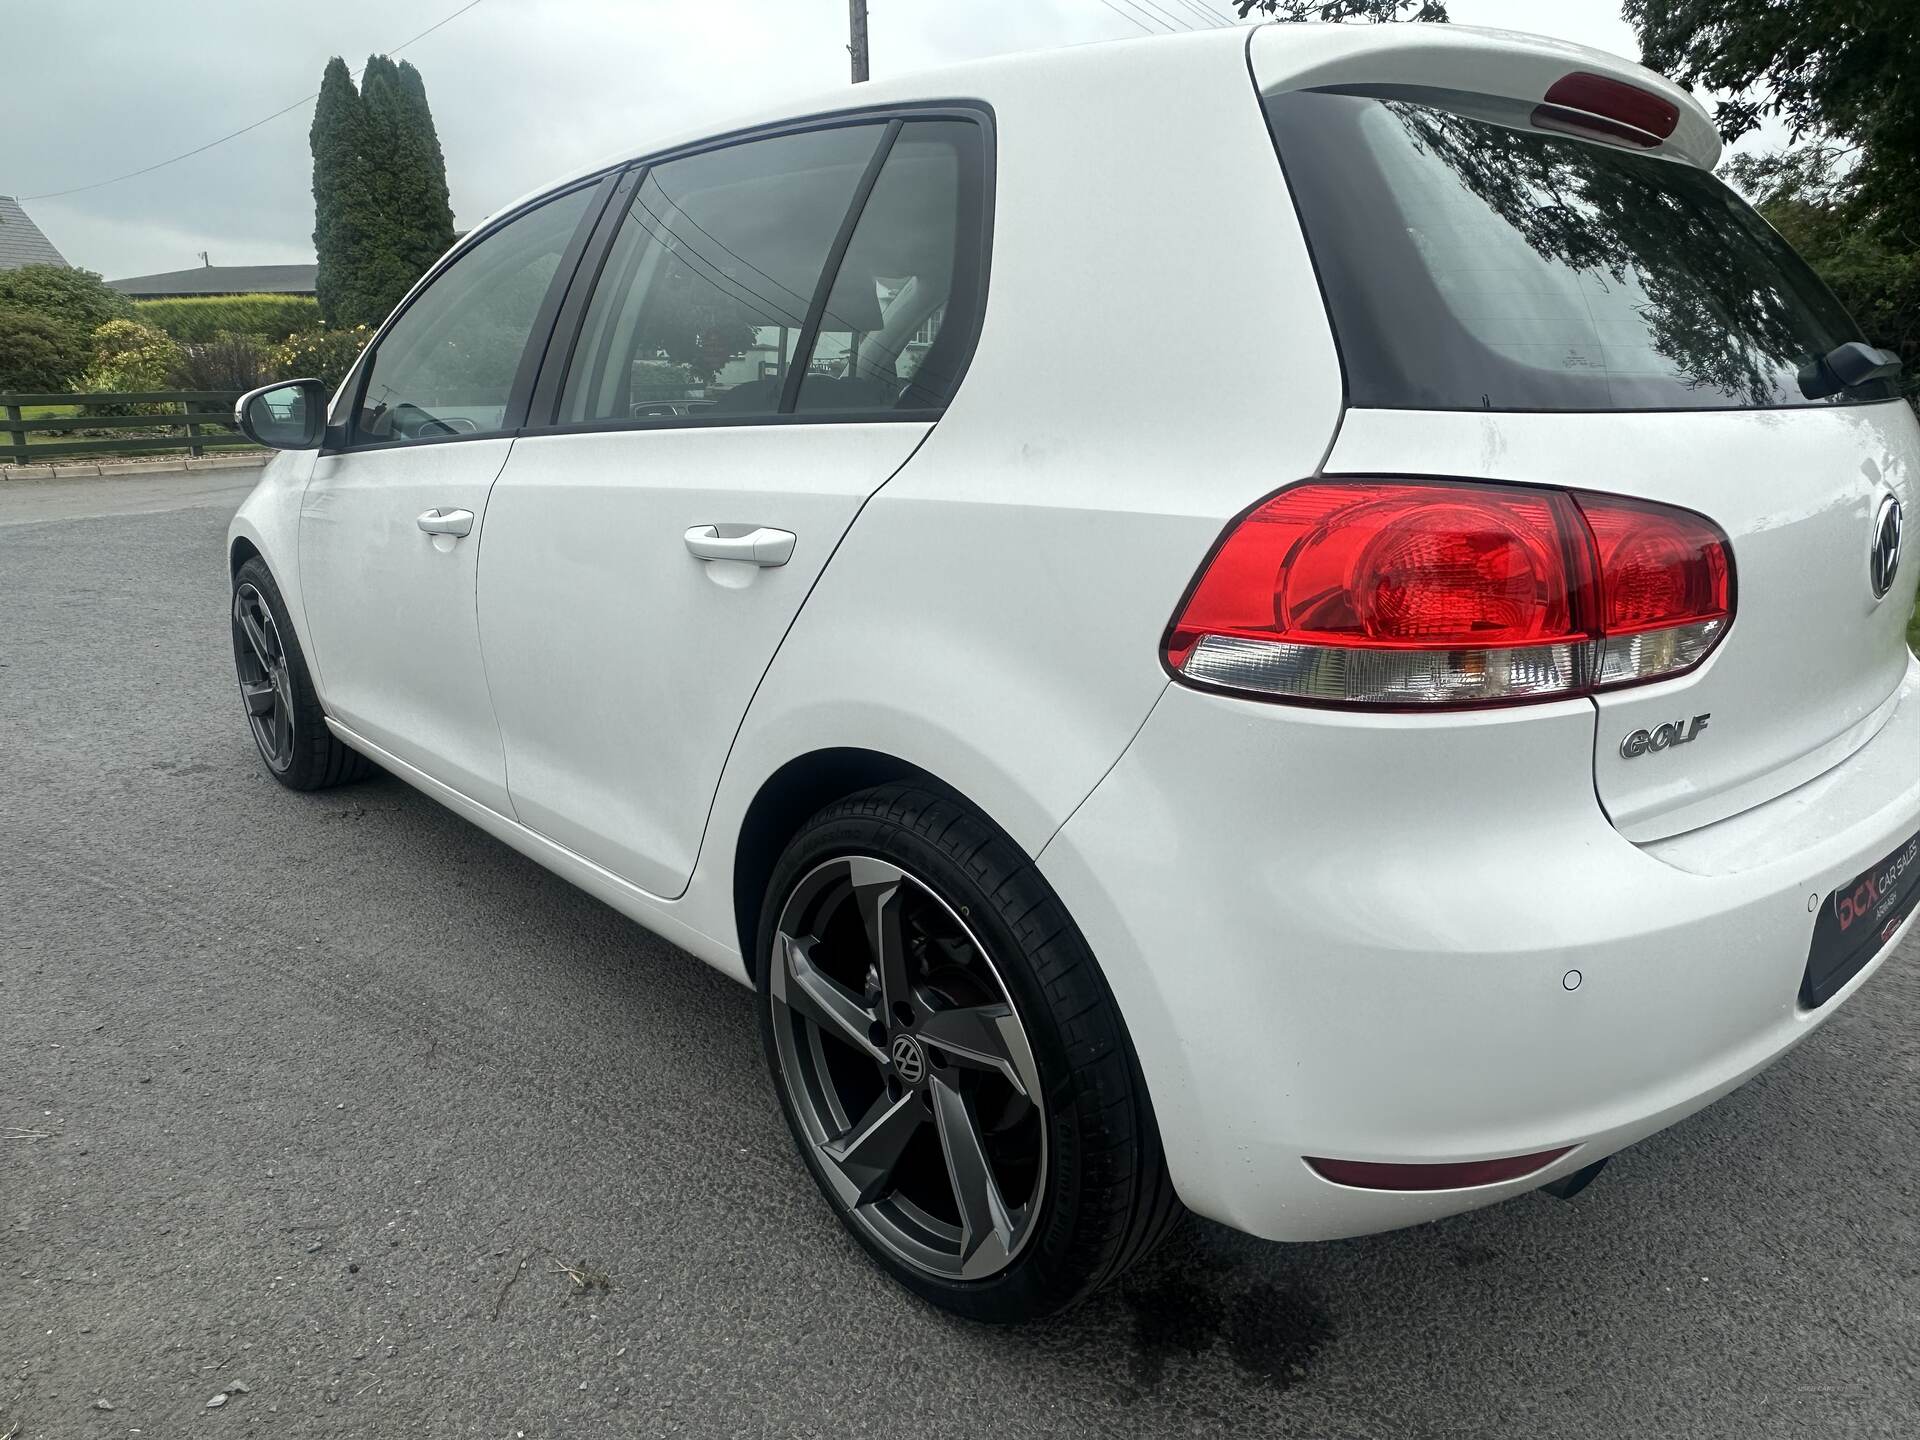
[1165, 479, 1731, 708]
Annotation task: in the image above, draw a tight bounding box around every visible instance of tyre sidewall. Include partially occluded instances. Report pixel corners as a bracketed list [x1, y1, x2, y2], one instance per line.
[232, 556, 335, 792]
[755, 798, 1129, 1324]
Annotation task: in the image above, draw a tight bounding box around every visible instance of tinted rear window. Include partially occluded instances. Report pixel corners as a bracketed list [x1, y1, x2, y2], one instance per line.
[1263, 90, 1894, 411]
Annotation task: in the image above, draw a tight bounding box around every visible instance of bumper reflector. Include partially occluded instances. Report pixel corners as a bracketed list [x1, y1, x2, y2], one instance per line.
[1305, 1146, 1574, 1191]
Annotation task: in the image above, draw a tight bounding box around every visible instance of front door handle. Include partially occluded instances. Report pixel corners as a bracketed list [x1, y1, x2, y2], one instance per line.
[684, 525, 795, 567]
[417, 508, 474, 538]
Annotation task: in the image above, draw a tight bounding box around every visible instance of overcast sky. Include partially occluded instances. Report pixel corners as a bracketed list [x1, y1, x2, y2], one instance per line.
[10, 0, 1784, 280]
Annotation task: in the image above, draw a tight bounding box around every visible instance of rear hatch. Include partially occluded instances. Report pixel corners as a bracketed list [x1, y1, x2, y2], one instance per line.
[1252, 28, 1920, 841]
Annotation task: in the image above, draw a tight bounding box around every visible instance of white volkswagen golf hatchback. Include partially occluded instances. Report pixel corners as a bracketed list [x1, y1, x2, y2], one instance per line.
[228, 23, 1919, 1321]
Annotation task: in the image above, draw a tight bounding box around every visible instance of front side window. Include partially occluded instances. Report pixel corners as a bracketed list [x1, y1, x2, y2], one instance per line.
[560, 126, 886, 425]
[352, 185, 593, 444]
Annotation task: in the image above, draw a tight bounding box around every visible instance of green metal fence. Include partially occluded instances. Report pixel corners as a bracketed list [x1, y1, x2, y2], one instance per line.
[2, 391, 255, 464]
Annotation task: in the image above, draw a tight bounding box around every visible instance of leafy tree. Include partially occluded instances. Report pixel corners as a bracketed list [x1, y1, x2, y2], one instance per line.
[1232, 1, 1447, 20]
[1624, 0, 1919, 247]
[0, 306, 89, 391]
[311, 57, 377, 326]
[0, 264, 133, 336]
[392, 61, 457, 282]
[310, 54, 457, 329]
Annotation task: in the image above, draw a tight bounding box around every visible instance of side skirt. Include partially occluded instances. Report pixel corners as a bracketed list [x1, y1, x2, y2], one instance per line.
[325, 719, 751, 985]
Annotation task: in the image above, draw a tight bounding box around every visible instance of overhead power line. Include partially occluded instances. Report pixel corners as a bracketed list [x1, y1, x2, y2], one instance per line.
[1133, 0, 1199, 30]
[23, 0, 487, 202]
[1095, 0, 1168, 33]
[1172, 0, 1236, 25]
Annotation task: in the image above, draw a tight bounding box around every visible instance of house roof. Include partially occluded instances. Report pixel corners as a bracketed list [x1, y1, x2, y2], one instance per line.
[106, 262, 318, 298]
[0, 195, 69, 270]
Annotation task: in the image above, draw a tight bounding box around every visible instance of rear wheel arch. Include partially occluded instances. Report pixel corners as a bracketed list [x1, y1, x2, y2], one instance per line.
[732, 748, 1017, 969]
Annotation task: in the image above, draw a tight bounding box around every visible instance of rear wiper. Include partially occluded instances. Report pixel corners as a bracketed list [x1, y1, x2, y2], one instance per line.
[1798, 341, 1904, 400]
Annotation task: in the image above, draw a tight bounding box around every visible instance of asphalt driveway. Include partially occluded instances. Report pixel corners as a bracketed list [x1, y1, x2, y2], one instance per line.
[3, 472, 1917, 1438]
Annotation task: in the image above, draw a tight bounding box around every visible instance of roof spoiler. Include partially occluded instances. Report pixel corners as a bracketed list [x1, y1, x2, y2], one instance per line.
[1248, 22, 1720, 169]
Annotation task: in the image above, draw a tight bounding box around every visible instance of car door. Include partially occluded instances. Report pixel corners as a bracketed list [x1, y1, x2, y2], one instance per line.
[478, 114, 990, 896]
[298, 181, 603, 814]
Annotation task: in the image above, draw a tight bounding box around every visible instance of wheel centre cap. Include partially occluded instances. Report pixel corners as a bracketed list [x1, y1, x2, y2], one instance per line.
[889, 1034, 926, 1085]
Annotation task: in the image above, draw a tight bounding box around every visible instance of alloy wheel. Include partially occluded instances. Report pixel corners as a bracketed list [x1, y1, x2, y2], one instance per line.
[769, 855, 1047, 1281]
[232, 582, 296, 772]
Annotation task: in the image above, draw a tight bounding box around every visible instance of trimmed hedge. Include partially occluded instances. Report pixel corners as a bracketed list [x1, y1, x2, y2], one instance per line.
[134, 293, 321, 343]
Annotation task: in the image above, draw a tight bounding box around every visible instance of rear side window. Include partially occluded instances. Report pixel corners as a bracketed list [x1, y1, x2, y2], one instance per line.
[794, 119, 989, 414]
[1263, 90, 1894, 412]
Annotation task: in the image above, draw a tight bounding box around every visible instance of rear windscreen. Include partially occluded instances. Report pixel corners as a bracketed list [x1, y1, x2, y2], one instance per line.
[1263, 90, 1895, 412]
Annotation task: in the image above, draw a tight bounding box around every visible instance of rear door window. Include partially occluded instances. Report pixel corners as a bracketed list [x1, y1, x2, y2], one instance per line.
[1263, 90, 1895, 411]
[559, 125, 886, 425]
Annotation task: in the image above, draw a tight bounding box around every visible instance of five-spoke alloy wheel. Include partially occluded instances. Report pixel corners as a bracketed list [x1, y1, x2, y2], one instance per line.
[233, 580, 297, 773]
[229, 555, 373, 792]
[758, 784, 1181, 1322]
[769, 855, 1048, 1281]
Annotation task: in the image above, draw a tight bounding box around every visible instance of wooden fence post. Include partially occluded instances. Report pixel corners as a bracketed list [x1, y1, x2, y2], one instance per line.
[4, 402, 24, 465]
[183, 397, 201, 459]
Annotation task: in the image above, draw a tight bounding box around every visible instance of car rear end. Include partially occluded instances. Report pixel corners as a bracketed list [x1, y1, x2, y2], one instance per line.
[1040, 24, 1920, 1241]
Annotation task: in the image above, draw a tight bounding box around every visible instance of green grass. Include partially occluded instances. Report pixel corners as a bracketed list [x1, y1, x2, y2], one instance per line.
[16, 404, 84, 447]
[1909, 599, 1919, 656]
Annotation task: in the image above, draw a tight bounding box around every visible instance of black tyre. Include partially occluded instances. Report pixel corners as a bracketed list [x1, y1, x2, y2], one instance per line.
[230, 556, 374, 791]
[757, 782, 1181, 1322]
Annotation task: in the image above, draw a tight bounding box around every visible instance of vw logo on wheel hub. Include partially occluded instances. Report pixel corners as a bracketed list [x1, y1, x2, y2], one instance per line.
[1870, 494, 1903, 600]
[890, 1034, 927, 1084]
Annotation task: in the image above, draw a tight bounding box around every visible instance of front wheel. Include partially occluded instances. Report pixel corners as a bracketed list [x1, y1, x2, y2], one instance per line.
[230, 556, 374, 791]
[757, 783, 1181, 1322]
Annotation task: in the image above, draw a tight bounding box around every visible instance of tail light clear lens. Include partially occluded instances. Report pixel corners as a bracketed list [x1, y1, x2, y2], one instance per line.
[1166, 479, 1732, 708]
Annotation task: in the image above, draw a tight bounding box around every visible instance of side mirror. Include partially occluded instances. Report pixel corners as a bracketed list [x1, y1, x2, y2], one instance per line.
[235, 378, 329, 451]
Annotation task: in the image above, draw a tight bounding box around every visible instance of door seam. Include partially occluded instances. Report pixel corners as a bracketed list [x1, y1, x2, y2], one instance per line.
[471, 436, 524, 824]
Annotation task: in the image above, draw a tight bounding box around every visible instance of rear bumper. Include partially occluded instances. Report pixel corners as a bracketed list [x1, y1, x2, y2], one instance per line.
[1039, 654, 1920, 1242]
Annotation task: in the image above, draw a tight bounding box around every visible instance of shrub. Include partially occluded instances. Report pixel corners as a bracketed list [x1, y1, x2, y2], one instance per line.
[267, 323, 370, 389]
[170, 333, 271, 393]
[81, 318, 184, 392]
[79, 320, 185, 418]
[0, 306, 90, 392]
[0, 264, 132, 336]
[135, 293, 322, 343]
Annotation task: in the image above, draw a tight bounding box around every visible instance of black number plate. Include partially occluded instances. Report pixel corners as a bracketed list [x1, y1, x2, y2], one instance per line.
[1803, 827, 1920, 1007]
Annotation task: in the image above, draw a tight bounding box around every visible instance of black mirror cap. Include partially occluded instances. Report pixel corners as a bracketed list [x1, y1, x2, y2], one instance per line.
[235, 377, 329, 451]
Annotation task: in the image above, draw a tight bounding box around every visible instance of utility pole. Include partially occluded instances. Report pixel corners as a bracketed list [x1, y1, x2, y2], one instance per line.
[848, 0, 869, 83]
